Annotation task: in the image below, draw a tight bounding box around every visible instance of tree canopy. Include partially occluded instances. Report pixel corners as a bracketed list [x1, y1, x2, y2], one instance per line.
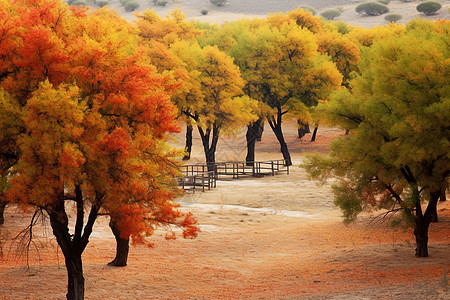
[303, 18, 450, 257]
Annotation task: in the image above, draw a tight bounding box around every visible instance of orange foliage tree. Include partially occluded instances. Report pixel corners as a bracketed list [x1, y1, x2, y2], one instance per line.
[0, 0, 198, 299]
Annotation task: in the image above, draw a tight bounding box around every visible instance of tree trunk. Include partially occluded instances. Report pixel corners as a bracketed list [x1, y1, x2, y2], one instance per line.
[108, 219, 129, 267]
[267, 108, 292, 166]
[0, 201, 6, 225]
[414, 224, 429, 257]
[413, 190, 440, 257]
[182, 124, 193, 161]
[198, 124, 220, 172]
[65, 253, 85, 300]
[297, 120, 310, 139]
[48, 200, 85, 300]
[311, 125, 319, 142]
[47, 187, 99, 299]
[246, 118, 264, 166]
[256, 119, 264, 141]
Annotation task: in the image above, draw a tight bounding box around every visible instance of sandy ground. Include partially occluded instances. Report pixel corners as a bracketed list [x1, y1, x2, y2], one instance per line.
[0, 121, 449, 299]
[100, 0, 450, 27]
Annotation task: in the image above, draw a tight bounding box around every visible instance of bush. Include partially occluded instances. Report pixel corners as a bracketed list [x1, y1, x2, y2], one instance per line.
[120, 0, 130, 5]
[97, 0, 108, 7]
[210, 0, 226, 6]
[71, 0, 87, 6]
[355, 2, 390, 16]
[416, 1, 442, 15]
[384, 13, 402, 22]
[200, 8, 208, 15]
[154, 0, 168, 6]
[320, 9, 341, 20]
[377, 0, 390, 4]
[300, 6, 317, 15]
[124, 1, 139, 11]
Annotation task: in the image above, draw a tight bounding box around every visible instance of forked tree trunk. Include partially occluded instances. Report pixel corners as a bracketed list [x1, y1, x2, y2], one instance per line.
[413, 190, 440, 257]
[297, 120, 310, 139]
[198, 123, 220, 172]
[183, 124, 193, 161]
[48, 186, 99, 300]
[0, 201, 6, 225]
[49, 201, 85, 300]
[246, 118, 264, 166]
[108, 219, 129, 267]
[268, 116, 292, 166]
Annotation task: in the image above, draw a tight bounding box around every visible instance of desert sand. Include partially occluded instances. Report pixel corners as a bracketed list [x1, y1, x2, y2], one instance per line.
[0, 120, 449, 299]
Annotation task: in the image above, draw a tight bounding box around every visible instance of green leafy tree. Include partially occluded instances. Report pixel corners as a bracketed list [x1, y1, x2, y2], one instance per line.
[303, 19, 449, 257]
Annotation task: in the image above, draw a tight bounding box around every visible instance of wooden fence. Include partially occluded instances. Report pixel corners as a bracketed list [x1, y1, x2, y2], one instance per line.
[177, 160, 289, 192]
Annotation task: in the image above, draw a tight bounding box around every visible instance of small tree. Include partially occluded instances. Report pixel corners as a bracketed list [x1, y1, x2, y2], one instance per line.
[356, 2, 390, 16]
[416, 1, 442, 15]
[320, 9, 342, 20]
[385, 13, 402, 23]
[124, 1, 139, 11]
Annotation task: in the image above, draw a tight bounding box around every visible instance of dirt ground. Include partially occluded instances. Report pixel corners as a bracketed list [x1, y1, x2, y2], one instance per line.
[0, 120, 449, 299]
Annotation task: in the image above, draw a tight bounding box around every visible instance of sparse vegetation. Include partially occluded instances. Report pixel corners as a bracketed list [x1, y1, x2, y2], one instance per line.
[356, 2, 390, 16]
[300, 6, 317, 15]
[210, 0, 226, 6]
[125, 1, 139, 10]
[70, 0, 87, 6]
[96, 0, 108, 7]
[385, 13, 402, 23]
[416, 1, 442, 15]
[201, 8, 209, 15]
[154, 0, 168, 6]
[377, 0, 390, 5]
[320, 9, 342, 20]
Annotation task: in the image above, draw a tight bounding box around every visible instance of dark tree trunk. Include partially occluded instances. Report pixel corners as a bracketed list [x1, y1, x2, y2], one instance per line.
[345, 129, 350, 135]
[198, 123, 220, 172]
[413, 190, 440, 257]
[256, 119, 264, 141]
[267, 106, 292, 166]
[297, 120, 310, 139]
[0, 201, 6, 225]
[47, 186, 99, 299]
[440, 182, 447, 201]
[65, 254, 85, 300]
[108, 219, 129, 267]
[311, 125, 319, 142]
[182, 124, 193, 161]
[246, 118, 264, 166]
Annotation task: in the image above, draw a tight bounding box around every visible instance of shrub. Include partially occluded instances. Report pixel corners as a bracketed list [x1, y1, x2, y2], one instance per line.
[200, 8, 208, 15]
[124, 1, 139, 11]
[377, 0, 390, 4]
[120, 0, 129, 5]
[355, 2, 390, 16]
[155, 0, 168, 6]
[416, 1, 442, 15]
[210, 0, 226, 6]
[67, 0, 76, 4]
[97, 0, 108, 7]
[71, 0, 87, 6]
[320, 9, 341, 20]
[384, 13, 402, 22]
[300, 6, 317, 15]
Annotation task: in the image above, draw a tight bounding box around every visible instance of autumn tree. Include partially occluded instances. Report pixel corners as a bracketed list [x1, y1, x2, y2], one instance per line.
[0, 1, 198, 299]
[302, 19, 449, 257]
[134, 8, 201, 161]
[171, 40, 257, 168]
[222, 14, 341, 166]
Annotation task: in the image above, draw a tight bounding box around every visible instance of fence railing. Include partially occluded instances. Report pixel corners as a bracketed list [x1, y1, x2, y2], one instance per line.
[177, 160, 289, 192]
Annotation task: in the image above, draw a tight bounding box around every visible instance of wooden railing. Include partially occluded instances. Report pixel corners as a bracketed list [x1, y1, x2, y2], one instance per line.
[177, 160, 289, 192]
